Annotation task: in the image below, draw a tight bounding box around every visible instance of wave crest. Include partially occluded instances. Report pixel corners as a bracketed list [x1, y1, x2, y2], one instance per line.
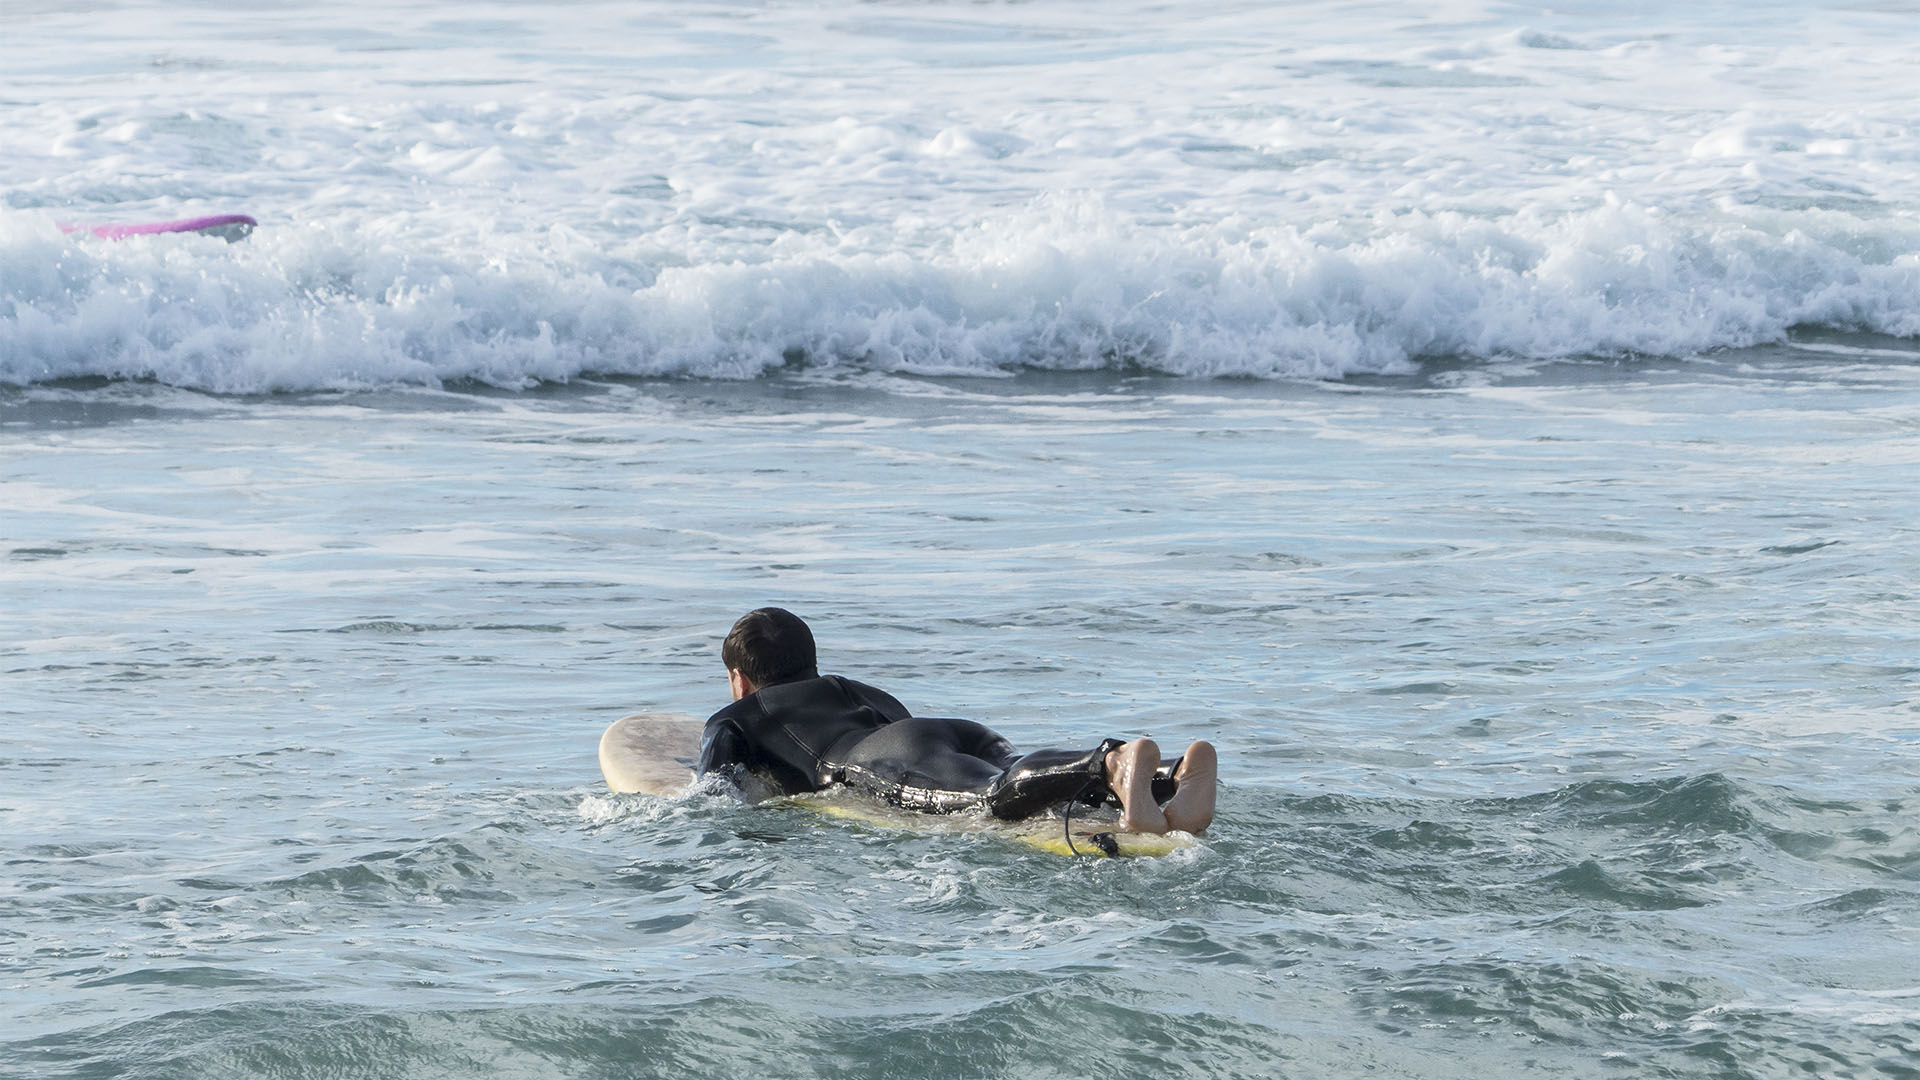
[4, 199, 1916, 392]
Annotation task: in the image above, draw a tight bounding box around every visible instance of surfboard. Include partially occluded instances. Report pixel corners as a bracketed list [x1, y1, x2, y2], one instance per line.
[791, 789, 1195, 858]
[58, 213, 257, 242]
[598, 713, 704, 796]
[595, 713, 1195, 858]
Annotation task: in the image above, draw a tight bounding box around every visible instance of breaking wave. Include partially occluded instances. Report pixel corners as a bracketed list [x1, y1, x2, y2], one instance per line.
[6, 198, 1916, 392]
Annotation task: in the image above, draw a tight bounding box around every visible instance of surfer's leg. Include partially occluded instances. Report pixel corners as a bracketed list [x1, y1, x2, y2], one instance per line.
[1158, 740, 1216, 835]
[1103, 738, 1169, 834]
[841, 722, 1161, 827]
[978, 739, 1123, 821]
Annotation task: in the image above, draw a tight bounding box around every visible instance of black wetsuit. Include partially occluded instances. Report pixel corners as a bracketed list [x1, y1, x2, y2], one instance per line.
[696, 675, 1124, 820]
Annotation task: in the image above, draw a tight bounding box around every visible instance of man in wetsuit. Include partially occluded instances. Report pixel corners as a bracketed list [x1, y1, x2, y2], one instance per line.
[697, 607, 1216, 834]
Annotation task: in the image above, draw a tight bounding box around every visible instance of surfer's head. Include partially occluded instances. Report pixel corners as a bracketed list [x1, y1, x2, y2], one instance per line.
[723, 607, 819, 697]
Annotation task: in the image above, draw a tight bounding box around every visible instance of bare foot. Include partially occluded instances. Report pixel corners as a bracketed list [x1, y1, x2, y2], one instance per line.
[1160, 740, 1216, 835]
[1105, 738, 1168, 834]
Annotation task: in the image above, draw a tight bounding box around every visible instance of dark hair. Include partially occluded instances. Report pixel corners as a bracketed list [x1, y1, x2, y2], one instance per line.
[722, 607, 818, 687]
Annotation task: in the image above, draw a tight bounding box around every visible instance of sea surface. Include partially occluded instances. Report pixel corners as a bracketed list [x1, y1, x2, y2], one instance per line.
[3, 2, 1919, 1078]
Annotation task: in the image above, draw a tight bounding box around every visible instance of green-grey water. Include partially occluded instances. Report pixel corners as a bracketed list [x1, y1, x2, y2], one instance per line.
[5, 346, 1918, 1078]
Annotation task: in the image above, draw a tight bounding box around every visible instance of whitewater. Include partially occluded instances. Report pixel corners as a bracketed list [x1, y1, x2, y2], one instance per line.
[4, 0, 1918, 389]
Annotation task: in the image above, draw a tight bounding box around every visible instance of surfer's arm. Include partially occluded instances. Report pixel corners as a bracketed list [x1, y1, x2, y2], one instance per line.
[696, 717, 751, 780]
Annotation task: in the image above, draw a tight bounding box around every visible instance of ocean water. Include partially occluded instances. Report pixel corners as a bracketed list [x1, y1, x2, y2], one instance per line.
[4, 2, 1919, 1078]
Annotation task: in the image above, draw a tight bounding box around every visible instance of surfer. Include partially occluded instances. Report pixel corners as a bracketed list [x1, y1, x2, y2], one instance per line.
[698, 608, 1216, 835]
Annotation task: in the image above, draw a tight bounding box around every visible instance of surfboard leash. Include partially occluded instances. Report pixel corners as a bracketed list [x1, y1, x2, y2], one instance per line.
[1062, 741, 1126, 857]
[1062, 784, 1089, 856]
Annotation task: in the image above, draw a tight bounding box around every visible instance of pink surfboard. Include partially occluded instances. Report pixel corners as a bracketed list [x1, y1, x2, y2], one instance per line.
[58, 213, 257, 242]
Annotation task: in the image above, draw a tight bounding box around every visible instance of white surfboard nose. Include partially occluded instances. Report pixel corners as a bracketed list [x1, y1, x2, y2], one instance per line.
[599, 713, 705, 795]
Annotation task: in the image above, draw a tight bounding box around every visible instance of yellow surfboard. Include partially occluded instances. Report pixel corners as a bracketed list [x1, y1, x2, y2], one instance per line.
[596, 713, 1196, 858]
[791, 789, 1195, 858]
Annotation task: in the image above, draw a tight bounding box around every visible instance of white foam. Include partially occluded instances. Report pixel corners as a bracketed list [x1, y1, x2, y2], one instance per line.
[1694, 986, 1920, 1028]
[576, 790, 688, 827]
[3, 0, 1918, 390]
